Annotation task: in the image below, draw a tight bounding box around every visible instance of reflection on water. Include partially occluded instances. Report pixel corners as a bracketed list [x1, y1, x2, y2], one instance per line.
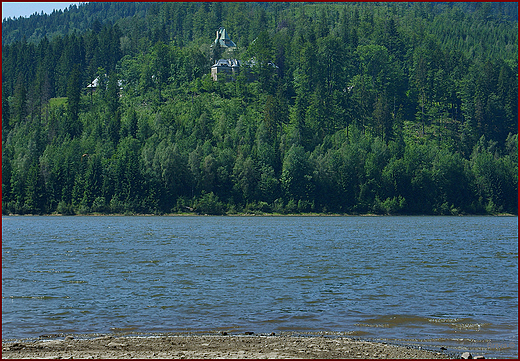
[2, 216, 518, 358]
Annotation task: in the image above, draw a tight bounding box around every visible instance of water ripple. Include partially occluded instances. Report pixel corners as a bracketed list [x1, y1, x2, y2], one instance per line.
[2, 216, 517, 358]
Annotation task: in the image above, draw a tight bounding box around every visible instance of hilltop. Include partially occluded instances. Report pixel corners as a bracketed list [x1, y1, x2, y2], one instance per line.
[2, 2, 518, 216]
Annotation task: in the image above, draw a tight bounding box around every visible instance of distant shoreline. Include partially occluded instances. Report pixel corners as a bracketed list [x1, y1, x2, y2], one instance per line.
[3, 212, 517, 217]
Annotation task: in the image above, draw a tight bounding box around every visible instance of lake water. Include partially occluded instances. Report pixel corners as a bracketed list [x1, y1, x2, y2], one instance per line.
[2, 216, 518, 358]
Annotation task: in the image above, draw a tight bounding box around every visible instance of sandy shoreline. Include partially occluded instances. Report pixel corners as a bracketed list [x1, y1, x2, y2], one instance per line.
[2, 334, 458, 359]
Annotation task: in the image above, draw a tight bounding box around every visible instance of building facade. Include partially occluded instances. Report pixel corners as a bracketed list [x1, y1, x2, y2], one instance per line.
[211, 58, 242, 81]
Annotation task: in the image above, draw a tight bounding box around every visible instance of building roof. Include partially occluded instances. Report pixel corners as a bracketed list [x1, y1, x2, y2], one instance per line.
[213, 27, 236, 48]
[86, 75, 123, 89]
[86, 77, 99, 88]
[212, 58, 242, 69]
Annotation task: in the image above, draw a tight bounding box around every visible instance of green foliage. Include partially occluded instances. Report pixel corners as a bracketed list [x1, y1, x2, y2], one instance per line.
[2, 2, 517, 215]
[194, 191, 225, 215]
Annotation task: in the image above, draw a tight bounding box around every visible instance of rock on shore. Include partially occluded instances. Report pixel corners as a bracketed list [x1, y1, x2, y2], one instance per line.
[2, 335, 454, 359]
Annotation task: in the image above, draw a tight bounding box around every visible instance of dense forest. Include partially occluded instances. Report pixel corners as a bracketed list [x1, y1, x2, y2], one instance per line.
[2, 2, 518, 215]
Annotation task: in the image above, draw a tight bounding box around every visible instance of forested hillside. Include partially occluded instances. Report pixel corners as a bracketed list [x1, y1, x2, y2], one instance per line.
[2, 2, 518, 215]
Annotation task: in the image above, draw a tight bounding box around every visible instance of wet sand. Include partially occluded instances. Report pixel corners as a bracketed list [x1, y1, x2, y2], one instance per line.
[2, 334, 456, 359]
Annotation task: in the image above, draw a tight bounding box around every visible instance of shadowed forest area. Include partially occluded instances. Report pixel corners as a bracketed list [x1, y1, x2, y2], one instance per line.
[2, 2, 517, 215]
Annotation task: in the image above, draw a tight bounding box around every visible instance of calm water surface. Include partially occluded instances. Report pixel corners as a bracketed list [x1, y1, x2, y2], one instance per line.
[2, 216, 518, 358]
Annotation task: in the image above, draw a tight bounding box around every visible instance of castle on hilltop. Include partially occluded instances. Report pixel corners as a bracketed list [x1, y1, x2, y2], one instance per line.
[210, 27, 276, 82]
[211, 27, 240, 81]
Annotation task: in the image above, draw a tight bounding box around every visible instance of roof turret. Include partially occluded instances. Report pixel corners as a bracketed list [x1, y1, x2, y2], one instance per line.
[213, 27, 236, 48]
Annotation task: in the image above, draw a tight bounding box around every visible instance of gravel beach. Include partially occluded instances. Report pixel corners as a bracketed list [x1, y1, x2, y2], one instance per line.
[2, 334, 456, 359]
